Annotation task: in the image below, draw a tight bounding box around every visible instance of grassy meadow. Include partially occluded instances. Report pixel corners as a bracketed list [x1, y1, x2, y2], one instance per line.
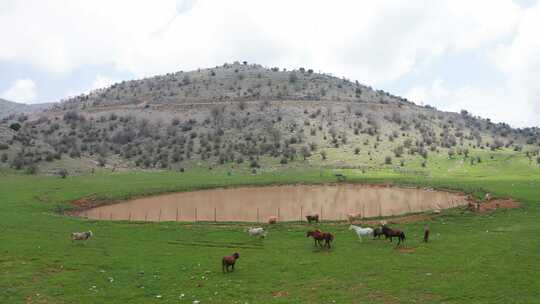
[1, 150, 540, 303]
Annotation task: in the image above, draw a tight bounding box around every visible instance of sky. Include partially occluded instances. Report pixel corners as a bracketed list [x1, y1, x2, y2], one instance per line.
[1, 0, 539, 127]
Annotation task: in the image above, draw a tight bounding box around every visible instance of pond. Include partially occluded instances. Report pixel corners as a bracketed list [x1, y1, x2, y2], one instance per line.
[78, 184, 468, 222]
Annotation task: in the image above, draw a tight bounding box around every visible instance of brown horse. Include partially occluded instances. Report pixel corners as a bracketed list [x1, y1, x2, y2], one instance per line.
[382, 225, 406, 245]
[222, 252, 240, 273]
[306, 230, 334, 248]
[423, 226, 430, 243]
[306, 214, 319, 223]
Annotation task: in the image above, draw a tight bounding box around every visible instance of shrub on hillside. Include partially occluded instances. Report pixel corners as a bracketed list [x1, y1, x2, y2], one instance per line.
[9, 123, 21, 132]
[57, 168, 68, 179]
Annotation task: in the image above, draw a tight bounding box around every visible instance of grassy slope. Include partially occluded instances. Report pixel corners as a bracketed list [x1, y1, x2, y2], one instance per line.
[1, 152, 540, 303]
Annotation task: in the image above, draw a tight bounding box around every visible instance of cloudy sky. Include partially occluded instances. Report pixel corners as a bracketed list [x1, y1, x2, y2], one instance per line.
[1, 0, 539, 127]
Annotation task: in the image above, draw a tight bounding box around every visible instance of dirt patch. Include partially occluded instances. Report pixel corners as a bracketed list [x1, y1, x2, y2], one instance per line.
[481, 198, 521, 212]
[74, 184, 469, 222]
[396, 248, 416, 253]
[272, 291, 289, 298]
[66, 193, 116, 215]
[466, 198, 521, 213]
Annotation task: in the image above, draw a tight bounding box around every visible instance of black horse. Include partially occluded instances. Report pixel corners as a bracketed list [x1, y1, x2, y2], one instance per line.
[382, 225, 406, 245]
[373, 226, 384, 239]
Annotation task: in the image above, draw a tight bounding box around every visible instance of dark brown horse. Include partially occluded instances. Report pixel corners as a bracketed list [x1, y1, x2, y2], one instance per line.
[423, 226, 430, 243]
[382, 225, 406, 245]
[306, 230, 334, 248]
[222, 252, 240, 273]
[306, 214, 319, 223]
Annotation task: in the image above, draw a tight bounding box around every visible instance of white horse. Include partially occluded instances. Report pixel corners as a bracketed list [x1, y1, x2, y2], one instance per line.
[349, 225, 373, 242]
[247, 227, 267, 238]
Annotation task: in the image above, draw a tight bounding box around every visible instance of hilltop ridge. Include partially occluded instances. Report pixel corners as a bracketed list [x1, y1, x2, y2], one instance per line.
[0, 62, 538, 174]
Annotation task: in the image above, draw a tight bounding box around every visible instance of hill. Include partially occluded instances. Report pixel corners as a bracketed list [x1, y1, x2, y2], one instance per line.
[1, 62, 539, 174]
[0, 98, 52, 118]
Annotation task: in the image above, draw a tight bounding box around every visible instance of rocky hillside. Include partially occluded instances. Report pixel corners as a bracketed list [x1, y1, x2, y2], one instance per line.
[1, 62, 539, 174]
[0, 98, 52, 118]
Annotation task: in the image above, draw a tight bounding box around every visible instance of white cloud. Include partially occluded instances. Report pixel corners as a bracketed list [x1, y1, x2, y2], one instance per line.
[404, 78, 537, 128]
[489, 2, 540, 124]
[1, 78, 37, 103]
[0, 0, 523, 83]
[89, 75, 118, 92]
[1, 0, 539, 126]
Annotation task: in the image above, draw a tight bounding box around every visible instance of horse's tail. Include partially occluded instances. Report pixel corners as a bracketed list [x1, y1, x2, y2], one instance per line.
[401, 232, 406, 240]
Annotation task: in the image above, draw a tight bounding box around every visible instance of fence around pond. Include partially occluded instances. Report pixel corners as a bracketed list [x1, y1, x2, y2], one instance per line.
[78, 184, 469, 223]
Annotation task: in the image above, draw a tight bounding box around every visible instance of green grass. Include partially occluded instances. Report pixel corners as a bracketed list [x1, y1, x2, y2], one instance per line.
[2, 152, 540, 303]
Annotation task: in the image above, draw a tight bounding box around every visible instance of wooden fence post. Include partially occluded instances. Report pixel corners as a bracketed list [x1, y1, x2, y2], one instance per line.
[195, 207, 198, 222]
[176, 208, 179, 222]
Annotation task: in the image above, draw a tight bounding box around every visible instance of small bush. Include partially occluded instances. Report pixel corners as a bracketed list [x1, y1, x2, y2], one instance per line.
[288, 72, 298, 83]
[384, 156, 392, 165]
[9, 123, 21, 132]
[26, 164, 38, 175]
[250, 160, 260, 168]
[97, 156, 106, 167]
[57, 169, 68, 179]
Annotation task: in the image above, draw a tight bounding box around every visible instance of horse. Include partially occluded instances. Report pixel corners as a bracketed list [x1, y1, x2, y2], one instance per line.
[373, 226, 384, 239]
[423, 226, 430, 243]
[306, 230, 334, 248]
[247, 227, 266, 238]
[71, 231, 93, 241]
[305, 214, 319, 223]
[222, 252, 240, 273]
[348, 225, 373, 242]
[382, 225, 406, 245]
